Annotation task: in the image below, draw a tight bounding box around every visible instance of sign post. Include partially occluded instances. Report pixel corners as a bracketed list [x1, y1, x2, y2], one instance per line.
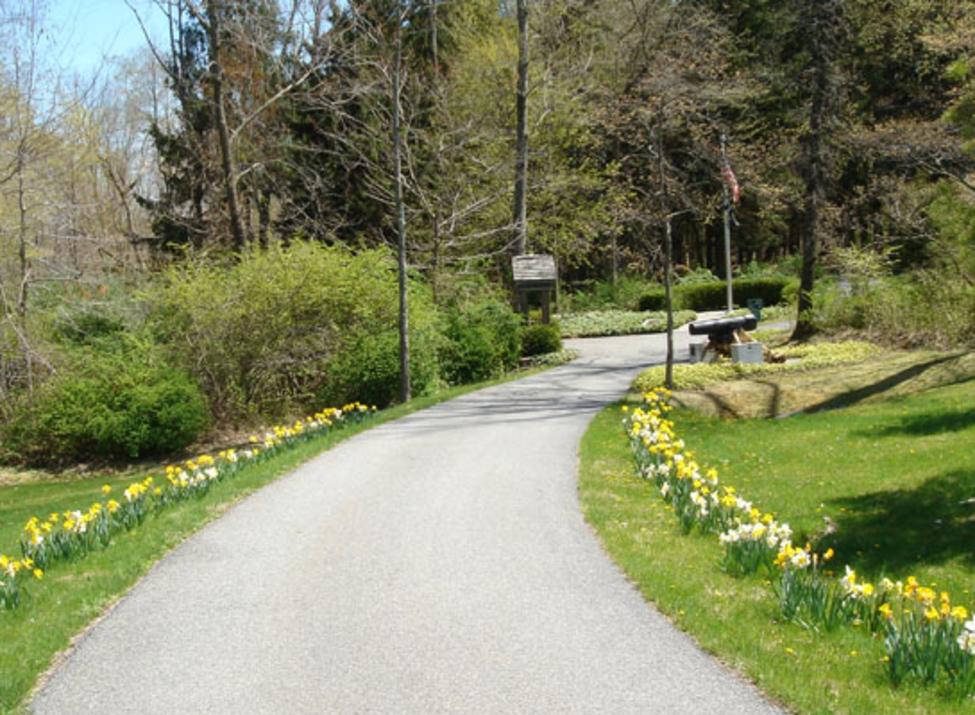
[512, 254, 557, 323]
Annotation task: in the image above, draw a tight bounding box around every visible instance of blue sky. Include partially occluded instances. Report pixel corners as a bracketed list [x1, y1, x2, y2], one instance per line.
[49, 0, 169, 74]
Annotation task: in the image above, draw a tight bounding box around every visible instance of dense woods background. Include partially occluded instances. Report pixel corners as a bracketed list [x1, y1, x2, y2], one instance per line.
[1, 0, 973, 464]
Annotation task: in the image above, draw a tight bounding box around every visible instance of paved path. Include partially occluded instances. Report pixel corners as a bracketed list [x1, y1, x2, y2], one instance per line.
[33, 328, 781, 714]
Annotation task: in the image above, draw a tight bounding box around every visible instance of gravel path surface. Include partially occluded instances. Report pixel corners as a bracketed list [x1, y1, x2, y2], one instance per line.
[33, 329, 781, 714]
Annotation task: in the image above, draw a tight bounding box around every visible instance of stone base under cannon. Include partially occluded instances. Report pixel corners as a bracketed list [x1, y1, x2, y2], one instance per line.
[687, 315, 785, 365]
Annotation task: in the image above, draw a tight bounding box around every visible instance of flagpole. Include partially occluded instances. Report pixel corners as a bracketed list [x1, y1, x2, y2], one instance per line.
[721, 133, 734, 313]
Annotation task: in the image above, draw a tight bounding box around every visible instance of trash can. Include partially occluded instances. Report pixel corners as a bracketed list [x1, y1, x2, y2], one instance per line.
[746, 298, 763, 321]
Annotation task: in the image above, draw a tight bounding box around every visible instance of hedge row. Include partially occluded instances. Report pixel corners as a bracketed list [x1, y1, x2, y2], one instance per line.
[639, 278, 793, 312]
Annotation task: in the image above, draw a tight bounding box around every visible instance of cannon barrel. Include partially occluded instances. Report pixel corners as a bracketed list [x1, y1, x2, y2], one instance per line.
[688, 314, 758, 337]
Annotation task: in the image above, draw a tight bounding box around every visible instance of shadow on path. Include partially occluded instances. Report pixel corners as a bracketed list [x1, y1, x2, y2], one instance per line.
[389, 359, 650, 435]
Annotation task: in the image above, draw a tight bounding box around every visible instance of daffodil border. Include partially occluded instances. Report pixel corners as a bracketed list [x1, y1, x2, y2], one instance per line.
[624, 388, 975, 697]
[2, 402, 376, 611]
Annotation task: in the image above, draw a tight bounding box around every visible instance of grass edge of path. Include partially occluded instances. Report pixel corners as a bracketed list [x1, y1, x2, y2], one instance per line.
[577, 400, 972, 715]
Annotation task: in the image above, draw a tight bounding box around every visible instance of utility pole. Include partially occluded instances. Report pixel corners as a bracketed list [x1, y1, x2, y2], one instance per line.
[656, 132, 674, 389]
[430, 0, 443, 302]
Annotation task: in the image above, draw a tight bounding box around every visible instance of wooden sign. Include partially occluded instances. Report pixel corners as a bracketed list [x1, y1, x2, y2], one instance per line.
[512, 254, 557, 289]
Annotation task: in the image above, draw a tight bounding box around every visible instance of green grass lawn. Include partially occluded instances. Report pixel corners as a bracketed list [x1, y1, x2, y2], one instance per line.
[678, 379, 975, 600]
[0, 369, 563, 714]
[580, 373, 975, 713]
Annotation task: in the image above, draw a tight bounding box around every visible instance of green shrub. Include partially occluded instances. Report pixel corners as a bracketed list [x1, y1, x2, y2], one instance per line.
[676, 267, 719, 285]
[440, 300, 521, 384]
[521, 323, 562, 356]
[735, 277, 792, 307]
[52, 307, 126, 346]
[638, 288, 667, 311]
[0, 339, 207, 465]
[564, 276, 659, 312]
[324, 325, 440, 407]
[812, 273, 975, 349]
[676, 278, 791, 311]
[782, 280, 799, 306]
[640, 278, 793, 313]
[676, 281, 731, 311]
[149, 243, 441, 417]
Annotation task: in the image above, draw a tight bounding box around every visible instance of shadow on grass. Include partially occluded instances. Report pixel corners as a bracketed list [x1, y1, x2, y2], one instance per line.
[803, 355, 961, 414]
[752, 379, 783, 418]
[672, 391, 742, 419]
[857, 407, 975, 438]
[820, 468, 975, 575]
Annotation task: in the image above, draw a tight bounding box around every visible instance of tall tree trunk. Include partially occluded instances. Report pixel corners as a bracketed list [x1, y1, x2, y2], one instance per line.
[243, 191, 254, 243]
[16, 153, 32, 393]
[192, 185, 206, 250]
[16, 157, 28, 322]
[697, 223, 706, 268]
[205, 0, 247, 252]
[512, 0, 529, 255]
[258, 190, 271, 249]
[610, 233, 618, 297]
[793, 0, 838, 341]
[393, 6, 411, 402]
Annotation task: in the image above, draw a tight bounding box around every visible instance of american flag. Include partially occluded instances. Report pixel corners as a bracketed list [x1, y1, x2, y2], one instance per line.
[721, 162, 741, 205]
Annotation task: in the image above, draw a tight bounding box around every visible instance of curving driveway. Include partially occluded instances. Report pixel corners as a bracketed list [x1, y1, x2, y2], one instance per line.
[33, 327, 781, 714]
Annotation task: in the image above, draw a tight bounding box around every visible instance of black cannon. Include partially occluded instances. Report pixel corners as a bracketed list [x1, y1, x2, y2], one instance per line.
[688, 314, 758, 343]
[688, 314, 763, 364]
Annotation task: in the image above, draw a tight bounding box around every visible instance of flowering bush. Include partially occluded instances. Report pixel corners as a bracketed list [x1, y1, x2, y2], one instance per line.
[623, 388, 975, 697]
[6, 402, 374, 610]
